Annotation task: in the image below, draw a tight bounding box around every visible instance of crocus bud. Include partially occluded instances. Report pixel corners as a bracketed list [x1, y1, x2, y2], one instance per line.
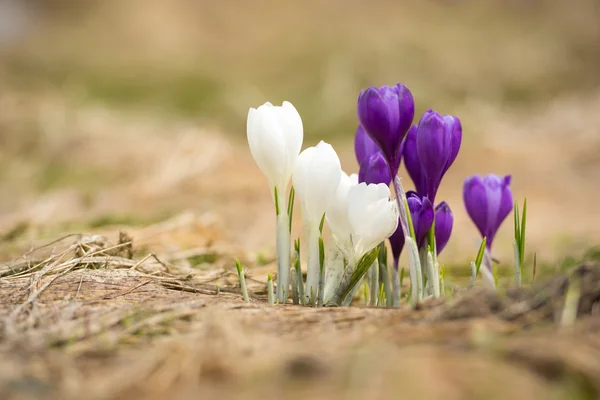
[357, 84, 415, 177]
[401, 124, 426, 196]
[293, 141, 342, 225]
[415, 110, 462, 202]
[434, 202, 453, 254]
[354, 125, 381, 167]
[247, 101, 303, 193]
[388, 219, 405, 270]
[406, 191, 434, 248]
[358, 152, 392, 185]
[348, 183, 399, 258]
[463, 174, 513, 249]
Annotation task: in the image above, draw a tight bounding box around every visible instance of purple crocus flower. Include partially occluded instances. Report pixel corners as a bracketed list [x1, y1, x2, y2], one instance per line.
[414, 110, 462, 202]
[357, 84, 415, 178]
[358, 152, 392, 185]
[434, 202, 453, 254]
[406, 191, 434, 248]
[401, 124, 426, 196]
[463, 174, 513, 249]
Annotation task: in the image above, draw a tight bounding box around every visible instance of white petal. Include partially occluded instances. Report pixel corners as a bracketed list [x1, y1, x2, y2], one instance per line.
[247, 102, 288, 190]
[278, 101, 304, 188]
[294, 142, 341, 224]
[326, 170, 358, 244]
[347, 182, 398, 257]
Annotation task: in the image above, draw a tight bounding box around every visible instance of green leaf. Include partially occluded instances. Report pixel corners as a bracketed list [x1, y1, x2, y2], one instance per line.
[514, 200, 520, 248]
[404, 198, 417, 243]
[474, 237, 487, 277]
[274, 186, 280, 216]
[520, 198, 527, 267]
[294, 237, 300, 254]
[343, 247, 380, 301]
[400, 267, 405, 288]
[319, 213, 326, 234]
[318, 236, 325, 274]
[427, 220, 436, 255]
[378, 242, 388, 267]
[287, 186, 295, 232]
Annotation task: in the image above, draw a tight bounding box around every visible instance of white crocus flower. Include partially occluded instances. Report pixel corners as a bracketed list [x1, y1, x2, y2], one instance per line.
[247, 101, 303, 194]
[347, 183, 398, 259]
[324, 181, 399, 305]
[293, 141, 342, 303]
[247, 101, 303, 302]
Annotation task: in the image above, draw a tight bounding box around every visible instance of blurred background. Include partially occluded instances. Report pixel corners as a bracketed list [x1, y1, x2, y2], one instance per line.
[1, 0, 600, 266]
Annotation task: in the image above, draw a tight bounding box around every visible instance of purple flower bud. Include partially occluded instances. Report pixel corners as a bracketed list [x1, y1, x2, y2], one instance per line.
[406, 191, 434, 248]
[354, 125, 381, 167]
[358, 152, 392, 185]
[434, 202, 453, 254]
[401, 124, 426, 196]
[388, 218, 405, 270]
[357, 84, 415, 177]
[463, 174, 513, 249]
[415, 110, 462, 202]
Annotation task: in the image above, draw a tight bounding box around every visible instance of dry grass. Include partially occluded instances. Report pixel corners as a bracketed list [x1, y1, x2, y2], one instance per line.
[1, 233, 600, 399]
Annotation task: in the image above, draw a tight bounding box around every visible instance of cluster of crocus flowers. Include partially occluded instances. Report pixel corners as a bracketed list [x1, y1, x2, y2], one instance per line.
[247, 101, 398, 306]
[355, 85, 462, 303]
[246, 82, 521, 307]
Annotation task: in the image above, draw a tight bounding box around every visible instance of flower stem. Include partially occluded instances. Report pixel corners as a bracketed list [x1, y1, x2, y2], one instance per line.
[378, 245, 392, 307]
[391, 261, 401, 307]
[392, 176, 423, 302]
[267, 272, 275, 306]
[276, 210, 291, 303]
[305, 224, 320, 305]
[235, 259, 249, 303]
[392, 176, 411, 243]
[481, 248, 496, 288]
[323, 247, 344, 304]
[405, 237, 422, 303]
[513, 238, 521, 286]
[368, 260, 379, 306]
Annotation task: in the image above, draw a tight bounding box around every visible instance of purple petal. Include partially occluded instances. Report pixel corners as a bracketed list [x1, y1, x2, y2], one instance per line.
[416, 110, 452, 202]
[393, 83, 416, 141]
[442, 115, 462, 175]
[463, 175, 489, 240]
[434, 202, 453, 254]
[388, 220, 405, 268]
[416, 196, 434, 247]
[358, 152, 392, 185]
[495, 175, 514, 237]
[357, 88, 391, 156]
[401, 124, 426, 196]
[354, 125, 381, 167]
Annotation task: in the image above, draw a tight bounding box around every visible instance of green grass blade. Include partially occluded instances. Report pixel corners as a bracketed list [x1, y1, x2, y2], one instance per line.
[514, 200, 520, 247]
[404, 198, 417, 243]
[319, 213, 326, 234]
[475, 237, 487, 277]
[274, 186, 280, 216]
[520, 198, 527, 267]
[287, 186, 295, 232]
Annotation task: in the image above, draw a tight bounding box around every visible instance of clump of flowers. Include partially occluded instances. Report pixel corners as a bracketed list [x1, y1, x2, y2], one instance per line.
[244, 82, 526, 307]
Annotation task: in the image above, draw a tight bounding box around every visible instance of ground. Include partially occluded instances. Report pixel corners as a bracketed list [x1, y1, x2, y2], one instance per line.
[1, 1, 600, 399]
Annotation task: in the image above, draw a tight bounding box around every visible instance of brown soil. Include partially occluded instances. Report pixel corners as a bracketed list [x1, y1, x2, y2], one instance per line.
[1, 235, 600, 400]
